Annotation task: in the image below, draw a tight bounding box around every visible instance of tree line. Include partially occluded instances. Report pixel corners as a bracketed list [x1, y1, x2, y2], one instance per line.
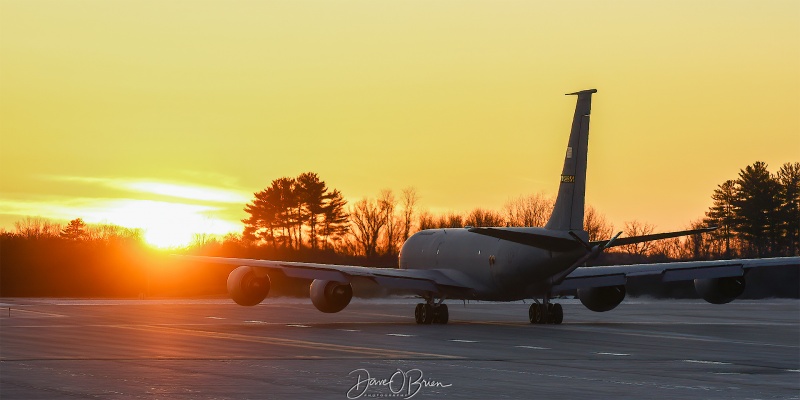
[1, 161, 797, 298]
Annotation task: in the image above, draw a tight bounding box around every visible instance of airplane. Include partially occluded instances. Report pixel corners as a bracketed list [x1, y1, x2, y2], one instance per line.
[183, 89, 800, 325]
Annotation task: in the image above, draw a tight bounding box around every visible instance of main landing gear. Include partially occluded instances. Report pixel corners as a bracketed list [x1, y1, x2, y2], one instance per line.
[414, 301, 449, 324]
[529, 299, 563, 324]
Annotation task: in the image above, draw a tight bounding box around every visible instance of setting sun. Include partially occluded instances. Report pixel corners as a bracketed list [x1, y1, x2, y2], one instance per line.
[78, 199, 238, 248]
[143, 226, 196, 249]
[1, 1, 798, 235]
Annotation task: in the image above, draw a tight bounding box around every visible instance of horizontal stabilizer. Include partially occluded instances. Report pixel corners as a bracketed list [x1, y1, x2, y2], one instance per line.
[590, 227, 718, 249]
[467, 228, 582, 252]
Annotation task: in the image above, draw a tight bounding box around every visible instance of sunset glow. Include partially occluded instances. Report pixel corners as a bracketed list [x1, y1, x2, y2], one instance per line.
[1, 1, 798, 242]
[96, 200, 237, 249]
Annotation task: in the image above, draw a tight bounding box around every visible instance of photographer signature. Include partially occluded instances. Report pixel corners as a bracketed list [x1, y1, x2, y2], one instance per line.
[347, 368, 452, 399]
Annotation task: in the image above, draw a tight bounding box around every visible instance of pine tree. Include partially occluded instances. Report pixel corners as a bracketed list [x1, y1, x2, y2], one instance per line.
[320, 189, 349, 250]
[776, 162, 800, 255]
[243, 174, 348, 251]
[704, 180, 738, 257]
[296, 172, 328, 250]
[61, 218, 88, 240]
[733, 162, 782, 257]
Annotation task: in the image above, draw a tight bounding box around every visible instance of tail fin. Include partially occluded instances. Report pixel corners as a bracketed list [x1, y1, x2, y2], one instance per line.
[544, 89, 596, 231]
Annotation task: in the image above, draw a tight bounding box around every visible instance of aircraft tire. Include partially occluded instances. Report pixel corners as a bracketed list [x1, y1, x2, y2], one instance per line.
[550, 303, 564, 325]
[545, 303, 555, 324]
[414, 303, 424, 324]
[420, 304, 434, 324]
[433, 304, 449, 324]
[529, 304, 542, 324]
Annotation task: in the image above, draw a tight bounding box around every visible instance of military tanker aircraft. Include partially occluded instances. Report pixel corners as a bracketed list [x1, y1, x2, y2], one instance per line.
[183, 89, 799, 325]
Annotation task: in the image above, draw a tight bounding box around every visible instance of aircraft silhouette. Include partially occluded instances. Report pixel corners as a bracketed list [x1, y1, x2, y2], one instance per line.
[184, 89, 799, 324]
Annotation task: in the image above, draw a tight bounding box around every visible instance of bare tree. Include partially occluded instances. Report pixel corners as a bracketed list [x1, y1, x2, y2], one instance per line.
[87, 223, 142, 242]
[584, 205, 614, 242]
[503, 193, 554, 227]
[379, 189, 402, 255]
[650, 237, 682, 260]
[349, 197, 390, 258]
[14, 217, 62, 239]
[400, 187, 419, 241]
[464, 208, 504, 227]
[418, 209, 436, 231]
[619, 220, 656, 256]
[681, 219, 715, 260]
[436, 212, 464, 228]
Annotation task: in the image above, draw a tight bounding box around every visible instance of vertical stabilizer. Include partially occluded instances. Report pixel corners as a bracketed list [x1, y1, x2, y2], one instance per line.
[544, 89, 596, 231]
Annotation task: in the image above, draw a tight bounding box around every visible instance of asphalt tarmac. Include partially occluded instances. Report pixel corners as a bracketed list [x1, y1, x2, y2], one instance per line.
[1, 297, 798, 399]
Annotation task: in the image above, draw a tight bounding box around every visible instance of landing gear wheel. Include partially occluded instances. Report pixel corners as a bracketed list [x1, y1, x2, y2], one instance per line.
[433, 304, 449, 324]
[529, 303, 546, 324]
[546, 303, 557, 324]
[550, 303, 563, 325]
[419, 304, 434, 324]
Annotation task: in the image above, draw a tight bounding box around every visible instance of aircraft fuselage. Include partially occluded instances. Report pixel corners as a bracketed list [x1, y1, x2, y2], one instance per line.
[399, 228, 584, 301]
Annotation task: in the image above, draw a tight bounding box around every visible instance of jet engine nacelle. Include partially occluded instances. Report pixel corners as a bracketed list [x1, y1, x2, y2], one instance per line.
[227, 266, 270, 306]
[694, 276, 745, 304]
[309, 279, 353, 313]
[577, 285, 626, 312]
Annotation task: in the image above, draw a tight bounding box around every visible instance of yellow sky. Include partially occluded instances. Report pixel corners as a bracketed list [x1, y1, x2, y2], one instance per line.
[1, 1, 798, 244]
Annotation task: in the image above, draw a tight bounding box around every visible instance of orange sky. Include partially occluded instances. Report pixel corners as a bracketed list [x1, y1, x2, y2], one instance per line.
[1, 1, 798, 246]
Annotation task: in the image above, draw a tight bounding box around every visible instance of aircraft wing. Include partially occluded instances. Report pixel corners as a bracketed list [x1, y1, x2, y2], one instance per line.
[178, 255, 485, 297]
[553, 256, 800, 291]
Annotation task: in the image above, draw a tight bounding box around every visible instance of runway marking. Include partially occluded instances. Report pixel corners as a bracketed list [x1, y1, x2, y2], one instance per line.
[595, 352, 630, 356]
[205, 316, 225, 320]
[449, 339, 478, 343]
[113, 325, 460, 359]
[515, 345, 550, 350]
[386, 333, 415, 337]
[280, 304, 410, 320]
[787, 369, 800, 373]
[244, 320, 267, 324]
[338, 329, 360, 332]
[560, 325, 799, 349]
[286, 324, 311, 328]
[0, 308, 67, 318]
[681, 359, 731, 365]
[439, 362, 726, 392]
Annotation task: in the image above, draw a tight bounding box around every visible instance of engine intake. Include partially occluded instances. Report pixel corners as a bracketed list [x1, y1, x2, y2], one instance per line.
[577, 285, 626, 312]
[227, 266, 270, 306]
[694, 276, 745, 304]
[310, 279, 353, 313]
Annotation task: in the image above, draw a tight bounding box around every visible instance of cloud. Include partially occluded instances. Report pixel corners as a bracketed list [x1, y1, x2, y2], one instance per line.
[0, 175, 251, 240]
[44, 175, 250, 204]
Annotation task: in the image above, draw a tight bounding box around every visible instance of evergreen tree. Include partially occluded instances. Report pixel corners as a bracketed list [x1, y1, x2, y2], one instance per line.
[704, 180, 738, 257]
[243, 173, 348, 251]
[296, 172, 328, 250]
[733, 162, 782, 257]
[776, 162, 800, 255]
[61, 218, 88, 241]
[243, 177, 297, 249]
[320, 189, 349, 250]
[242, 187, 278, 247]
